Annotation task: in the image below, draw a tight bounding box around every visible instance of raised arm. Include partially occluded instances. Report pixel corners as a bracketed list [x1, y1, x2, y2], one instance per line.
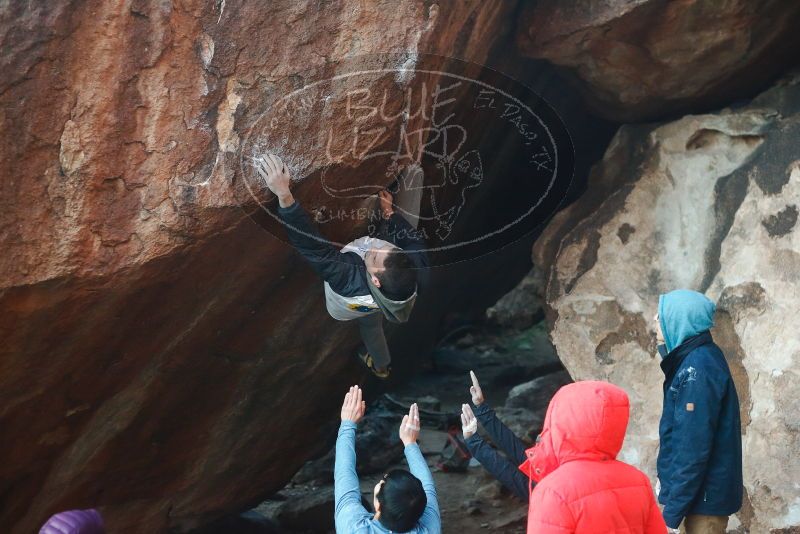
[399, 403, 441, 534]
[469, 371, 527, 463]
[334, 386, 371, 531]
[278, 201, 362, 289]
[378, 190, 430, 292]
[462, 404, 530, 501]
[255, 154, 362, 293]
[472, 403, 528, 464]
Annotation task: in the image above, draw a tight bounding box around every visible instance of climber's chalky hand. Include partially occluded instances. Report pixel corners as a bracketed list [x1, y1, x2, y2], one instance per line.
[254, 153, 294, 207]
[399, 402, 421, 446]
[340, 385, 366, 424]
[378, 190, 394, 219]
[461, 403, 478, 439]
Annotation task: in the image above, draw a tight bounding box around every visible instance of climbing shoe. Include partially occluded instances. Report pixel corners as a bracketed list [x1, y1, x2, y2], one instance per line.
[357, 348, 391, 379]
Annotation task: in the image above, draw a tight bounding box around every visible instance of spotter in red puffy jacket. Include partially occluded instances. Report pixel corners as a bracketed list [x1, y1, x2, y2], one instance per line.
[520, 381, 666, 534]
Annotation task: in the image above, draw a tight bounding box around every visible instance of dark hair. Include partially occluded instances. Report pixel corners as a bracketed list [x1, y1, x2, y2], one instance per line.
[376, 250, 416, 300]
[377, 469, 427, 532]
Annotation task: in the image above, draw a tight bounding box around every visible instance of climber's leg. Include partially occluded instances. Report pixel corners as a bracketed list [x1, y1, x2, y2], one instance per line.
[356, 312, 391, 373]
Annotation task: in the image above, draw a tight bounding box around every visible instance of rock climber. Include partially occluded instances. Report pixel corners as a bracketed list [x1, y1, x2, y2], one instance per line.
[654, 289, 743, 533]
[522, 381, 667, 533]
[255, 154, 427, 378]
[459, 370, 531, 501]
[334, 385, 441, 533]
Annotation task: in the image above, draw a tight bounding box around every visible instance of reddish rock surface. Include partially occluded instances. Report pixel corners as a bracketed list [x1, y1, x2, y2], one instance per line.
[21, 1, 800, 531]
[0, 1, 536, 532]
[517, 0, 800, 121]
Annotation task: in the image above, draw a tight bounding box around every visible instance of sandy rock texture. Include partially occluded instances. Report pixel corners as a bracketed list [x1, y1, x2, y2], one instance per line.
[517, 0, 800, 121]
[535, 73, 800, 532]
[0, 1, 535, 532]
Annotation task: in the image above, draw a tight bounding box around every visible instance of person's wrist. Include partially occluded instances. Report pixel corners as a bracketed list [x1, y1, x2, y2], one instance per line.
[401, 438, 416, 447]
[663, 513, 682, 530]
[277, 191, 294, 208]
[472, 402, 492, 418]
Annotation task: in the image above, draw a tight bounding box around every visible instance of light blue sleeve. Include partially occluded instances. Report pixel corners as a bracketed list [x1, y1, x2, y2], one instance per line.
[334, 421, 372, 533]
[404, 443, 441, 534]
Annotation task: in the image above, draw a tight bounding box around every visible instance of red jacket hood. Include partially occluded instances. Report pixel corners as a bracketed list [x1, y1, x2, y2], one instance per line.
[519, 380, 630, 483]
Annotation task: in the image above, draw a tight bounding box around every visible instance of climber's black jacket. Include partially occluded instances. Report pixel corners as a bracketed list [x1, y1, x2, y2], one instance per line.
[277, 201, 428, 300]
[464, 402, 531, 501]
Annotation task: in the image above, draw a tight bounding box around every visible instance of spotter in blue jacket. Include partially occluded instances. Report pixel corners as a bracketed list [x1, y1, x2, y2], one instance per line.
[656, 289, 743, 529]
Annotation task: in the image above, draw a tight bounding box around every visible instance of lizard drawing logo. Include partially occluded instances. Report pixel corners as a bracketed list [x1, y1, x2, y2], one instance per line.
[318, 120, 483, 241]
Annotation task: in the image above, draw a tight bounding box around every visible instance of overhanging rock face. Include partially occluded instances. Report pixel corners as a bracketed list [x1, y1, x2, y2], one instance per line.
[0, 1, 537, 532]
[535, 74, 800, 532]
[7, 0, 796, 531]
[517, 0, 800, 121]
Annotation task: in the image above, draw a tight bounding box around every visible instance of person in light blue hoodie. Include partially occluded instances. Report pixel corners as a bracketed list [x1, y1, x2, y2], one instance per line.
[654, 290, 742, 534]
[335, 385, 441, 534]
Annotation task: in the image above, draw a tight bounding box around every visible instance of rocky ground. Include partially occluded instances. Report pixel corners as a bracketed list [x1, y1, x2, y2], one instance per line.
[231, 270, 570, 534]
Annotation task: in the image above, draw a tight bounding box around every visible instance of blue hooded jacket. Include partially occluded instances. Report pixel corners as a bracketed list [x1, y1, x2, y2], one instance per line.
[656, 290, 743, 528]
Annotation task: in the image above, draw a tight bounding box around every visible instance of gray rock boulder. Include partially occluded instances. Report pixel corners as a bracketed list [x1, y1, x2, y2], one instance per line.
[486, 266, 546, 330]
[535, 73, 800, 532]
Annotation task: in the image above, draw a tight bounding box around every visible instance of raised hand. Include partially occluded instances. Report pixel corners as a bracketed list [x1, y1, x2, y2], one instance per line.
[378, 190, 394, 219]
[254, 153, 294, 207]
[399, 402, 421, 446]
[340, 385, 366, 423]
[469, 370, 485, 406]
[461, 403, 478, 439]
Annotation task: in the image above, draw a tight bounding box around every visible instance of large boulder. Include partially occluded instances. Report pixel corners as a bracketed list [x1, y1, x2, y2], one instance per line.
[0, 1, 563, 532]
[517, 0, 800, 121]
[534, 73, 800, 531]
[485, 266, 546, 330]
[495, 370, 572, 443]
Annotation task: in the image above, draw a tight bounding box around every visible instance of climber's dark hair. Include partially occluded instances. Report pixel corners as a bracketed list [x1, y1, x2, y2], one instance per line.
[376, 250, 416, 300]
[377, 469, 427, 532]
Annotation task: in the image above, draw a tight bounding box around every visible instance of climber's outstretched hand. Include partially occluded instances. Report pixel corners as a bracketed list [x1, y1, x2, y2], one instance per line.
[378, 190, 394, 219]
[399, 402, 421, 446]
[254, 153, 294, 208]
[341, 385, 366, 424]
